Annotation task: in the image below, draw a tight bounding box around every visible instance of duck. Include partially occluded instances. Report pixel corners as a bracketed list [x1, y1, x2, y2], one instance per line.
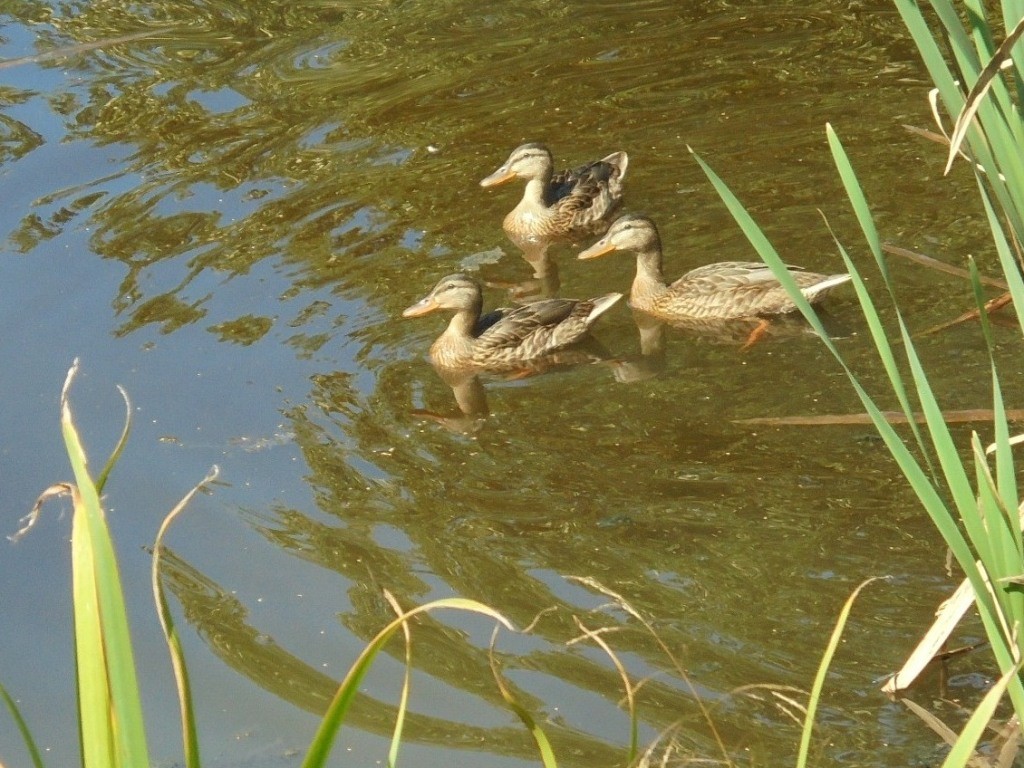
[578, 214, 850, 322]
[403, 273, 621, 369]
[479, 143, 629, 248]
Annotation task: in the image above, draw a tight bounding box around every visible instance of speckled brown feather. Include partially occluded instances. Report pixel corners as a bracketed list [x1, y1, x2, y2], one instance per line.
[656, 261, 850, 318]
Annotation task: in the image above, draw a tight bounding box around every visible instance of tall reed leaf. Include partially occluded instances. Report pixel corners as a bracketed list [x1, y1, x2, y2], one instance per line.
[62, 361, 150, 768]
[825, 124, 933, 463]
[977, 181, 1024, 335]
[695, 109, 1024, 750]
[893, 0, 966, 110]
[691, 144, 980, 581]
[945, 14, 1024, 174]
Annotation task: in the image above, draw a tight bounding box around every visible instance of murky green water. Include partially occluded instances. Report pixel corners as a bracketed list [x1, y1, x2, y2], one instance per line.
[0, 2, 1016, 766]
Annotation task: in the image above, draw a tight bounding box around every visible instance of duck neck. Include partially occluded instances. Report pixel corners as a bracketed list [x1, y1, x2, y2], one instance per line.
[523, 171, 553, 209]
[431, 306, 482, 366]
[443, 305, 482, 340]
[632, 248, 669, 300]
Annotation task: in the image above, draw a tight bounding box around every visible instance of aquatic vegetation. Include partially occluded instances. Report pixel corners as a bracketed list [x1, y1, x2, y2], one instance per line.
[0, 362, 516, 768]
[694, 0, 1024, 762]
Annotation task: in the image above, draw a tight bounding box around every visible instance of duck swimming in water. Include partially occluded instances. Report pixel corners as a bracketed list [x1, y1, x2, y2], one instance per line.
[480, 143, 629, 248]
[578, 214, 850, 321]
[403, 273, 621, 369]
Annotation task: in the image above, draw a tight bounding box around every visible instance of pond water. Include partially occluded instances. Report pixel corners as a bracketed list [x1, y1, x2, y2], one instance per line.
[0, 2, 1016, 767]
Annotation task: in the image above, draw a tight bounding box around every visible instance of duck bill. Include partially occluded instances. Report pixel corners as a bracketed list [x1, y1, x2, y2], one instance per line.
[402, 296, 439, 318]
[479, 167, 515, 187]
[578, 240, 616, 260]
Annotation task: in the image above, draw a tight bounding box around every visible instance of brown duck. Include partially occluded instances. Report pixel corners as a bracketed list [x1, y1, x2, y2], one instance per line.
[403, 273, 621, 369]
[578, 214, 850, 321]
[479, 143, 629, 247]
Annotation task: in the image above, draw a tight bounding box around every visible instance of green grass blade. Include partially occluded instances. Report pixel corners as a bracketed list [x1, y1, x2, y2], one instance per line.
[301, 598, 513, 768]
[62, 362, 150, 768]
[921, 0, 1024, 232]
[990, 379, 1021, 546]
[152, 466, 220, 768]
[970, 436, 1009, 583]
[968, 431, 1024, 692]
[890, 318, 1012, 638]
[944, 14, 1024, 174]
[894, 318, 976, 520]
[842, 373, 976, 570]
[382, 591, 413, 768]
[978, 180, 1024, 336]
[687, 150, 829, 335]
[931, 0, 984, 95]
[492, 684, 559, 768]
[0, 679, 47, 768]
[968, 258, 1020, 523]
[694, 139, 936, 470]
[961, 11, 1024, 220]
[830, 232, 937, 477]
[825, 128, 995, 563]
[900, 0, 1024, 216]
[969, 258, 997, 352]
[983, 378, 1022, 557]
[490, 628, 560, 768]
[95, 384, 131, 495]
[824, 125, 885, 279]
[825, 125, 936, 465]
[893, 0, 965, 110]
[796, 578, 882, 768]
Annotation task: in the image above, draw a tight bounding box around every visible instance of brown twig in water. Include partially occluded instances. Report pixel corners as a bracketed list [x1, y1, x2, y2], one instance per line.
[882, 244, 1008, 289]
[881, 243, 1016, 334]
[918, 291, 1014, 336]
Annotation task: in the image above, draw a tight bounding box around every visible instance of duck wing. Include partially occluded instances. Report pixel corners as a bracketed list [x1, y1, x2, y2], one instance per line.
[548, 152, 629, 233]
[476, 299, 579, 349]
[670, 261, 809, 291]
[667, 262, 846, 317]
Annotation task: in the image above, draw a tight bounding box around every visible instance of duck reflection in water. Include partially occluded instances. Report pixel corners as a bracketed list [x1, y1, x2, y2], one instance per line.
[605, 307, 845, 385]
[579, 214, 850, 349]
[403, 273, 621, 432]
[412, 341, 615, 434]
[482, 250, 561, 305]
[604, 310, 667, 385]
[479, 142, 628, 302]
